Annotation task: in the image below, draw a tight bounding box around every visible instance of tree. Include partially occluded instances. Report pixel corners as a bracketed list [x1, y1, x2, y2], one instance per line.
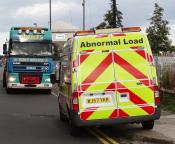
[96, 0, 123, 29]
[146, 3, 173, 54]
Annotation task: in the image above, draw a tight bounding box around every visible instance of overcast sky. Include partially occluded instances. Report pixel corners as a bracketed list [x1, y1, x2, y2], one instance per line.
[0, 0, 175, 54]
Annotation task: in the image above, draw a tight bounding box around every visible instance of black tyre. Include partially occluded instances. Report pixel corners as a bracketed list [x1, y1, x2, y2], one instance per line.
[141, 120, 154, 130]
[69, 119, 81, 137]
[3, 77, 6, 88]
[3, 72, 6, 88]
[45, 89, 51, 94]
[6, 88, 13, 94]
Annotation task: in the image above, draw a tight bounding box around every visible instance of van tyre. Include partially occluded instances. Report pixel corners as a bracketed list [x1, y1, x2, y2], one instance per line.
[141, 120, 154, 130]
[69, 119, 81, 137]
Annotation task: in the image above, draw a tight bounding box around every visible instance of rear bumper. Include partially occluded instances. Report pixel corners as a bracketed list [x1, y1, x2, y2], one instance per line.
[7, 83, 52, 89]
[70, 108, 161, 127]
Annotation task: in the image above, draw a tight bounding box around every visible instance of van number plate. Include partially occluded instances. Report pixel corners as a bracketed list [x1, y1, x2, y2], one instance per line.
[82, 93, 114, 108]
[86, 97, 111, 104]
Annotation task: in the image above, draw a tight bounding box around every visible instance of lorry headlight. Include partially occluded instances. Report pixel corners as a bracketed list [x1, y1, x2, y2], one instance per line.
[8, 76, 16, 82]
[45, 78, 51, 82]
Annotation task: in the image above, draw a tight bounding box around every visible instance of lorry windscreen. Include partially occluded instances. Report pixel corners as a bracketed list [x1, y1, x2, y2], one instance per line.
[11, 42, 52, 56]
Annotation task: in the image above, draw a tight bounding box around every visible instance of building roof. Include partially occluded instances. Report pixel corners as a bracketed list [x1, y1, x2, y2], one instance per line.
[52, 21, 80, 33]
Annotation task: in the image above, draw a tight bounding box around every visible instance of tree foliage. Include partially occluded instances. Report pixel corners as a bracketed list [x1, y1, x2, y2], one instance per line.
[96, 0, 123, 29]
[146, 3, 174, 54]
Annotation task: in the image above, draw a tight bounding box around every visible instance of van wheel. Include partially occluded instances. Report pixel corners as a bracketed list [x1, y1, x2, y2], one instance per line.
[69, 119, 81, 137]
[141, 120, 154, 130]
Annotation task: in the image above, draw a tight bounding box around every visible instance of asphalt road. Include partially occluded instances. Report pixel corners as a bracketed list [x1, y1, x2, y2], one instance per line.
[0, 67, 174, 144]
[0, 67, 98, 144]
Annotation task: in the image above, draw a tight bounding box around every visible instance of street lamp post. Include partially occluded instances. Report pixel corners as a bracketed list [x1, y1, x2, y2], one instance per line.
[82, 0, 86, 30]
[49, 0, 52, 30]
[112, 0, 117, 28]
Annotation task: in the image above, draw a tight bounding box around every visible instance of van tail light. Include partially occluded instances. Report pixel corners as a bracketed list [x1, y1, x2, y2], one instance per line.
[72, 92, 79, 111]
[154, 86, 160, 105]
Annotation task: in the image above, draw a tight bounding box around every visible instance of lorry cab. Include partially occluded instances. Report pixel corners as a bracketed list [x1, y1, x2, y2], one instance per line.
[57, 27, 160, 136]
[3, 27, 54, 93]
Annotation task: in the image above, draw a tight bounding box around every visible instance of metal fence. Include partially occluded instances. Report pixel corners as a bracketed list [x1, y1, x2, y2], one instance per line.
[155, 56, 175, 93]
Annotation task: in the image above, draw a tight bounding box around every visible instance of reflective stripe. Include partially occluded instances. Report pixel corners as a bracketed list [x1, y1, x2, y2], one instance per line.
[117, 82, 155, 115]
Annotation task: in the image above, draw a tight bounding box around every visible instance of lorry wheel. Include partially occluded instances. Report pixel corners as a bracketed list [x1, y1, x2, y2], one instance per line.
[141, 120, 154, 130]
[69, 119, 81, 137]
[3, 78, 6, 88]
[6, 88, 12, 94]
[45, 89, 51, 94]
[3, 72, 6, 88]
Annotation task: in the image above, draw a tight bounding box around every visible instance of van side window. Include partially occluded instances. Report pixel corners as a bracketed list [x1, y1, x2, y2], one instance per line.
[60, 55, 71, 84]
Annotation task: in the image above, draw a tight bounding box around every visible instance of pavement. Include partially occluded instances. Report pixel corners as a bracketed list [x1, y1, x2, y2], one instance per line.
[155, 115, 175, 142]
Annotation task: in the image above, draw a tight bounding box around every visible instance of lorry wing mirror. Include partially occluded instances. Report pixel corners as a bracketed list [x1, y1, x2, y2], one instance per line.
[50, 74, 56, 84]
[3, 44, 7, 55]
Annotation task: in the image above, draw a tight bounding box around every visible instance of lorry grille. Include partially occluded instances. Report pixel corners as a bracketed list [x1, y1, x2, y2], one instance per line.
[12, 62, 50, 73]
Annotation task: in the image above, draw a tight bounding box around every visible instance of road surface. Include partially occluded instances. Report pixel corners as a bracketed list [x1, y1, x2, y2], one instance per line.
[0, 67, 174, 144]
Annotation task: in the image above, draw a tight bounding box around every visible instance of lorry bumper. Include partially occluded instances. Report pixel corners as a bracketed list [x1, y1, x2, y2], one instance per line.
[70, 108, 161, 127]
[7, 83, 52, 89]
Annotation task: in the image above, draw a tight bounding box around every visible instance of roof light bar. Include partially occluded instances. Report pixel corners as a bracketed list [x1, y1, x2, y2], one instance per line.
[74, 30, 95, 36]
[122, 27, 141, 33]
[96, 28, 122, 34]
[74, 27, 142, 37]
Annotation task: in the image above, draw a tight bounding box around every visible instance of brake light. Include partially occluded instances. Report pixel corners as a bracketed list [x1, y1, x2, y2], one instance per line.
[122, 27, 141, 33]
[74, 30, 95, 36]
[72, 92, 79, 111]
[154, 86, 160, 105]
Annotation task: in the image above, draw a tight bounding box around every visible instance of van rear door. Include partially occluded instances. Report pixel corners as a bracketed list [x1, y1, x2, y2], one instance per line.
[76, 35, 117, 121]
[112, 33, 155, 118]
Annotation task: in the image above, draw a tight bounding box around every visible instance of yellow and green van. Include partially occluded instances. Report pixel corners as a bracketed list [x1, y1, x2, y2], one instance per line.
[56, 27, 161, 136]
